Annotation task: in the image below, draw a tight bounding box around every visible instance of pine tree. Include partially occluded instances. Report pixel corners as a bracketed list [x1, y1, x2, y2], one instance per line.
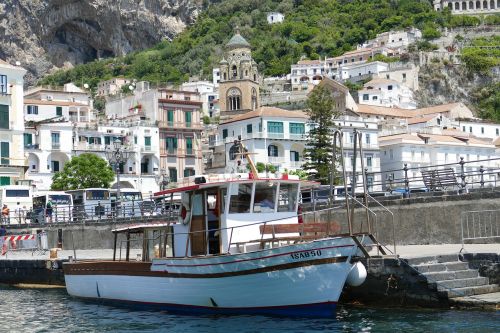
[302, 84, 340, 184]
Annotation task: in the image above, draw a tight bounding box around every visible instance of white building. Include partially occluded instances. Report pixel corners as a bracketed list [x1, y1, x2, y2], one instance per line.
[24, 99, 92, 122]
[206, 107, 309, 173]
[213, 68, 221, 88]
[340, 61, 389, 82]
[379, 129, 498, 189]
[267, 12, 285, 24]
[433, 0, 500, 14]
[290, 59, 325, 91]
[358, 78, 417, 109]
[0, 59, 27, 185]
[181, 81, 219, 118]
[360, 28, 422, 50]
[456, 119, 500, 140]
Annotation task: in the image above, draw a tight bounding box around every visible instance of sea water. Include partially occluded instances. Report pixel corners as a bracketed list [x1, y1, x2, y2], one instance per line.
[0, 285, 498, 333]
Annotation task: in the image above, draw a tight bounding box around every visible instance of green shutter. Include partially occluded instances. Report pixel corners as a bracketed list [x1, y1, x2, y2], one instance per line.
[186, 137, 193, 154]
[185, 112, 192, 127]
[167, 110, 174, 122]
[56, 106, 63, 116]
[1, 142, 9, 165]
[0, 177, 10, 185]
[24, 133, 32, 146]
[0, 105, 9, 129]
[145, 136, 151, 146]
[268, 122, 283, 133]
[247, 124, 252, 133]
[223, 129, 228, 139]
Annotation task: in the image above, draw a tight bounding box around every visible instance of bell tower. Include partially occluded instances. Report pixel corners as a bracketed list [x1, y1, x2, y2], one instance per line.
[219, 28, 260, 119]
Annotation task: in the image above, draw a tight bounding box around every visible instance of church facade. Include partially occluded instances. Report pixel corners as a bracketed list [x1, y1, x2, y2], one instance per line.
[433, 0, 500, 14]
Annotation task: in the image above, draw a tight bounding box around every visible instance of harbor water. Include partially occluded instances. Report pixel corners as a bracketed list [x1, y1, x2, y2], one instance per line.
[0, 285, 499, 332]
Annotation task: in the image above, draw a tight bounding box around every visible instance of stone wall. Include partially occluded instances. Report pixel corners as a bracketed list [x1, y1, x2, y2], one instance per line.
[0, 259, 65, 285]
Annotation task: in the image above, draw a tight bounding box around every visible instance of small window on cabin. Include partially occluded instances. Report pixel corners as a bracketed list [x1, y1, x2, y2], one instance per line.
[277, 183, 299, 212]
[229, 183, 253, 214]
[253, 182, 277, 213]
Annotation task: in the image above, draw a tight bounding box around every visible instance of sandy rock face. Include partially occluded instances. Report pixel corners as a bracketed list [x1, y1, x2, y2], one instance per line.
[0, 0, 203, 84]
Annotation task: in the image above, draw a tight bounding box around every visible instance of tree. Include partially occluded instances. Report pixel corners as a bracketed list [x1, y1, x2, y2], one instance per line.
[302, 84, 339, 184]
[51, 153, 115, 190]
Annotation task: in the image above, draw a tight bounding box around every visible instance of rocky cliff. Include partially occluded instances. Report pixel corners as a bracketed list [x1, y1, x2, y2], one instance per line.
[0, 0, 204, 84]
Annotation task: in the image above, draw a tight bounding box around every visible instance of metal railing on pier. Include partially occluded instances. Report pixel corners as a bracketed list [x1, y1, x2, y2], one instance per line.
[461, 209, 500, 247]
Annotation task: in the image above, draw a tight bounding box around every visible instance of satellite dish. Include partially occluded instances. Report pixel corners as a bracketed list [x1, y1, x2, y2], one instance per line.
[15, 61, 21, 66]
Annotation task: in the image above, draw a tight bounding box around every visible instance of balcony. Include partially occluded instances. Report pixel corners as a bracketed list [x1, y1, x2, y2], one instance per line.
[158, 121, 203, 130]
[52, 142, 61, 150]
[24, 144, 40, 150]
[209, 132, 308, 147]
[268, 156, 286, 164]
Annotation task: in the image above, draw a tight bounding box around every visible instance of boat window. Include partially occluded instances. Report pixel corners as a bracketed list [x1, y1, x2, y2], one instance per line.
[229, 184, 252, 213]
[277, 183, 299, 212]
[49, 195, 71, 205]
[229, 183, 252, 213]
[86, 190, 109, 200]
[253, 182, 277, 213]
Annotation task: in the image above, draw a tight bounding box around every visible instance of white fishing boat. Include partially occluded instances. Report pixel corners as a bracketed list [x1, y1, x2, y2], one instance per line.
[64, 136, 383, 317]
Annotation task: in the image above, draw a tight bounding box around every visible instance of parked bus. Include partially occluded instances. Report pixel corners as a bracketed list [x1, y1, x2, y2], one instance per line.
[32, 191, 73, 224]
[110, 189, 143, 217]
[0, 185, 32, 224]
[66, 188, 111, 221]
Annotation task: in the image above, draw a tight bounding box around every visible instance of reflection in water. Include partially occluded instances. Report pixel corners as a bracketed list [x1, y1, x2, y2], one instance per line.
[0, 286, 498, 333]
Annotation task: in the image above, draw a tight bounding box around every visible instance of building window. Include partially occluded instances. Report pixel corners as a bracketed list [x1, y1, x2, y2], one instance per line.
[388, 85, 393, 91]
[363, 94, 369, 101]
[167, 110, 174, 126]
[166, 136, 178, 154]
[497, 128, 499, 135]
[228, 88, 241, 111]
[229, 144, 239, 161]
[1, 142, 9, 165]
[290, 151, 300, 162]
[390, 149, 393, 160]
[481, 127, 484, 134]
[144, 136, 151, 147]
[186, 137, 193, 155]
[469, 126, 472, 133]
[222, 129, 228, 139]
[27, 105, 38, 115]
[184, 168, 195, 177]
[51, 160, 60, 172]
[268, 121, 284, 134]
[372, 96, 378, 101]
[24, 133, 33, 147]
[168, 167, 177, 183]
[247, 124, 252, 134]
[0, 75, 7, 94]
[366, 156, 372, 167]
[463, 126, 466, 132]
[365, 133, 371, 144]
[268, 145, 279, 157]
[402, 73, 407, 82]
[56, 106, 63, 116]
[289, 123, 305, 135]
[134, 136, 137, 144]
[51, 132, 60, 149]
[185, 111, 192, 128]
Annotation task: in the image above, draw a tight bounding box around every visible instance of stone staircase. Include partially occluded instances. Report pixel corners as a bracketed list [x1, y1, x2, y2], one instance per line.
[405, 254, 500, 299]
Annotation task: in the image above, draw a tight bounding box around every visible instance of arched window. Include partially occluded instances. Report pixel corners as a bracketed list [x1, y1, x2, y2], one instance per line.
[232, 65, 238, 79]
[223, 72, 227, 80]
[483, 0, 488, 8]
[462, 1, 467, 9]
[476, 0, 481, 8]
[253, 74, 256, 81]
[469, 1, 474, 9]
[227, 87, 241, 111]
[268, 145, 278, 157]
[455, 2, 460, 9]
[229, 145, 239, 160]
[490, 0, 495, 8]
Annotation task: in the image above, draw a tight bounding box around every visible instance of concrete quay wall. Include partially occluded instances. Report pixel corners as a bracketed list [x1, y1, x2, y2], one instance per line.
[304, 189, 500, 246]
[0, 259, 65, 286]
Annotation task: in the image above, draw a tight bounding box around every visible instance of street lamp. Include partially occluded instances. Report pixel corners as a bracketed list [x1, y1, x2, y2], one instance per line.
[105, 139, 131, 202]
[155, 168, 169, 191]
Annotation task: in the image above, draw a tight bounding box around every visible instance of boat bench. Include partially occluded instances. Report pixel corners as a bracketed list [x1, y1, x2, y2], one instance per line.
[232, 222, 341, 253]
[421, 168, 460, 191]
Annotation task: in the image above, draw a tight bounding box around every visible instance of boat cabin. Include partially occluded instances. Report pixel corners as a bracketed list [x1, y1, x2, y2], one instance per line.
[113, 174, 316, 261]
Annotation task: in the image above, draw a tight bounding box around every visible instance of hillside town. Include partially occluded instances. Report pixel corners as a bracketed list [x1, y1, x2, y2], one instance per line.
[0, 22, 498, 197]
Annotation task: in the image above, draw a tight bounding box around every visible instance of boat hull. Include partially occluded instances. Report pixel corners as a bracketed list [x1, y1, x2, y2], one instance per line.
[64, 238, 356, 317]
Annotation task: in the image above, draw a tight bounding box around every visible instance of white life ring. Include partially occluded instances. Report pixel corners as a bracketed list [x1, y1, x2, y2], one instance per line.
[178, 202, 190, 225]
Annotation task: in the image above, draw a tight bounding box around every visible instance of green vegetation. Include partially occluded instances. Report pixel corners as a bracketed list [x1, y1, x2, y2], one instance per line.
[51, 153, 115, 190]
[472, 82, 500, 122]
[303, 85, 339, 184]
[39, 0, 454, 89]
[461, 36, 500, 74]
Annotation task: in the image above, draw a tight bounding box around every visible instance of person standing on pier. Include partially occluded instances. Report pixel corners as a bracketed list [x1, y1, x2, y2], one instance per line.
[46, 199, 53, 223]
[2, 204, 10, 224]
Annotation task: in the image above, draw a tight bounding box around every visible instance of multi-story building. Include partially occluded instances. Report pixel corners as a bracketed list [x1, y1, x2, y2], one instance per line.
[205, 106, 309, 173]
[181, 81, 219, 118]
[433, 0, 500, 14]
[339, 61, 389, 83]
[0, 59, 27, 185]
[376, 63, 420, 91]
[97, 77, 134, 97]
[379, 129, 498, 189]
[359, 28, 422, 50]
[358, 78, 417, 109]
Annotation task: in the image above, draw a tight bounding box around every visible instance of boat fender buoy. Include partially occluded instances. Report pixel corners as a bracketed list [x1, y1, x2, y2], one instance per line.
[178, 203, 190, 225]
[346, 261, 367, 287]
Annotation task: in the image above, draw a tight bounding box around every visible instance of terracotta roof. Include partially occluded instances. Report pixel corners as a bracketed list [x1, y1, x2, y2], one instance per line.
[364, 78, 399, 86]
[24, 98, 88, 107]
[378, 133, 423, 142]
[417, 133, 464, 144]
[355, 104, 412, 118]
[414, 103, 463, 116]
[222, 106, 308, 124]
[407, 115, 436, 125]
[297, 59, 321, 65]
